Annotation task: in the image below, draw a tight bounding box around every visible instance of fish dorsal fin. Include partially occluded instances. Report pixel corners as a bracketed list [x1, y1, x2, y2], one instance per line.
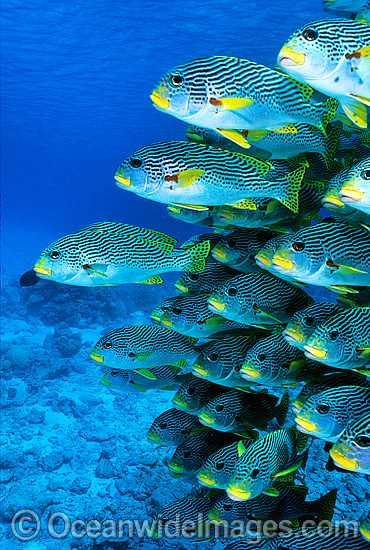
[341, 96, 368, 129]
[141, 238, 175, 255]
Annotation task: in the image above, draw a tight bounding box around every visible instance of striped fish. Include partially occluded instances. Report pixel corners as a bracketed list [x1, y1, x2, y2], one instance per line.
[240, 333, 319, 388]
[175, 257, 238, 295]
[147, 408, 206, 446]
[211, 228, 277, 274]
[197, 439, 256, 489]
[207, 272, 313, 327]
[304, 307, 370, 368]
[187, 123, 340, 169]
[115, 141, 306, 213]
[226, 428, 311, 501]
[283, 302, 344, 350]
[209, 484, 337, 526]
[224, 525, 370, 549]
[330, 412, 370, 474]
[150, 293, 249, 339]
[101, 365, 186, 393]
[150, 56, 338, 148]
[90, 325, 199, 370]
[172, 375, 226, 415]
[271, 221, 370, 290]
[198, 388, 289, 432]
[295, 385, 370, 442]
[338, 158, 370, 216]
[168, 430, 238, 478]
[277, 19, 370, 128]
[192, 335, 262, 388]
[34, 221, 210, 286]
[322, 167, 370, 225]
[292, 371, 370, 414]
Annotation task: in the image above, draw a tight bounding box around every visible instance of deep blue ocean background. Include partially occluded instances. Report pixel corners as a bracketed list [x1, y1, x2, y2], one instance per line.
[2, 1, 370, 549]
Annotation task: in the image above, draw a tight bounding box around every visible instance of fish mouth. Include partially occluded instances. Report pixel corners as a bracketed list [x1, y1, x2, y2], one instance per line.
[227, 487, 252, 501]
[150, 312, 161, 323]
[330, 449, 359, 471]
[339, 188, 364, 204]
[197, 472, 216, 486]
[208, 297, 227, 313]
[322, 198, 344, 210]
[199, 412, 215, 425]
[101, 375, 112, 386]
[278, 49, 306, 68]
[291, 402, 302, 415]
[115, 174, 131, 188]
[168, 461, 185, 474]
[161, 317, 173, 329]
[272, 256, 294, 272]
[186, 129, 204, 143]
[150, 92, 170, 110]
[240, 365, 260, 380]
[192, 364, 210, 377]
[147, 431, 162, 443]
[207, 510, 223, 524]
[212, 247, 228, 261]
[255, 252, 271, 268]
[91, 348, 105, 363]
[295, 417, 317, 433]
[283, 328, 304, 344]
[172, 395, 188, 409]
[168, 204, 182, 215]
[34, 262, 52, 277]
[174, 281, 189, 294]
[304, 344, 327, 360]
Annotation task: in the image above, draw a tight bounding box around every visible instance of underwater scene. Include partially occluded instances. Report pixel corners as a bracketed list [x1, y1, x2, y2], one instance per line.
[1, 0, 370, 549]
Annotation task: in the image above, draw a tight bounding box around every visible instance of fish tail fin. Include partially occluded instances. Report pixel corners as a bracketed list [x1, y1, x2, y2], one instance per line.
[276, 166, 305, 213]
[276, 390, 290, 426]
[308, 489, 338, 522]
[323, 124, 341, 171]
[185, 240, 211, 272]
[319, 98, 339, 137]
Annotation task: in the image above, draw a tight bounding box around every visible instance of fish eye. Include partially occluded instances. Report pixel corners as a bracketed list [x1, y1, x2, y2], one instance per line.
[103, 341, 113, 349]
[227, 287, 238, 297]
[170, 74, 184, 87]
[223, 504, 233, 511]
[183, 450, 192, 458]
[173, 306, 182, 315]
[159, 422, 167, 430]
[302, 28, 318, 41]
[181, 429, 189, 435]
[235, 415, 241, 422]
[303, 316, 314, 326]
[215, 404, 224, 412]
[328, 330, 339, 341]
[316, 404, 330, 415]
[162, 306, 168, 312]
[129, 158, 143, 169]
[128, 352, 136, 358]
[189, 273, 199, 281]
[216, 462, 225, 471]
[355, 435, 370, 448]
[208, 353, 219, 362]
[227, 238, 237, 248]
[250, 468, 260, 479]
[361, 169, 370, 180]
[111, 370, 119, 377]
[292, 241, 305, 252]
[249, 254, 255, 261]
[49, 250, 61, 260]
[187, 387, 196, 396]
[258, 353, 267, 361]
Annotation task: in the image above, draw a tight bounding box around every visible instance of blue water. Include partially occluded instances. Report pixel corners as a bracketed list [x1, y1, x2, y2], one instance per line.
[2, 1, 369, 549]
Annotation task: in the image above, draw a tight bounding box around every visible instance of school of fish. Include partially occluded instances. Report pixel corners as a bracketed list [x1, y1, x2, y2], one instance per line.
[31, 0, 370, 546]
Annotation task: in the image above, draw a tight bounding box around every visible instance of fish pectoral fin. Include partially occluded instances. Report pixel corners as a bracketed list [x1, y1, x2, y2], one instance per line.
[327, 284, 359, 294]
[139, 275, 164, 284]
[176, 168, 206, 188]
[244, 129, 270, 142]
[136, 354, 152, 361]
[353, 366, 370, 376]
[83, 263, 108, 277]
[356, 346, 370, 359]
[288, 359, 307, 373]
[262, 487, 280, 497]
[133, 368, 157, 380]
[340, 96, 368, 128]
[172, 203, 209, 211]
[238, 441, 248, 457]
[270, 462, 301, 479]
[326, 259, 367, 275]
[215, 128, 251, 148]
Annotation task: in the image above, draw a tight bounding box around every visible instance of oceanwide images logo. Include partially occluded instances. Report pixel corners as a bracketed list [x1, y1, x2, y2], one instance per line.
[10, 509, 365, 543]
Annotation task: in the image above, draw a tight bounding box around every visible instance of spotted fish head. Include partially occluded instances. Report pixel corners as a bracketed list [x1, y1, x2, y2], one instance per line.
[147, 408, 200, 446]
[150, 59, 214, 121]
[101, 368, 127, 388]
[277, 19, 359, 80]
[91, 330, 133, 368]
[304, 322, 348, 365]
[115, 144, 166, 195]
[150, 297, 178, 325]
[193, 343, 230, 381]
[272, 236, 317, 279]
[207, 277, 247, 319]
[172, 377, 216, 413]
[338, 158, 370, 210]
[330, 413, 370, 473]
[208, 497, 243, 525]
[34, 236, 99, 286]
[255, 233, 292, 271]
[227, 449, 268, 502]
[198, 391, 243, 431]
[197, 443, 238, 489]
